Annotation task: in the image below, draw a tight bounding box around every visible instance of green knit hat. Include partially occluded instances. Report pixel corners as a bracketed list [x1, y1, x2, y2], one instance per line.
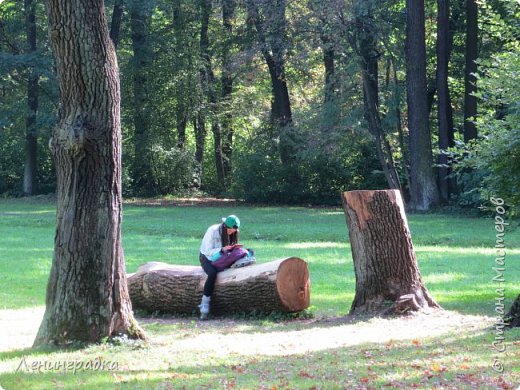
[222, 215, 240, 229]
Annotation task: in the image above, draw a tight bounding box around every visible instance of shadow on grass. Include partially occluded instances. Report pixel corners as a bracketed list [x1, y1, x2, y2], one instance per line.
[1, 329, 518, 389]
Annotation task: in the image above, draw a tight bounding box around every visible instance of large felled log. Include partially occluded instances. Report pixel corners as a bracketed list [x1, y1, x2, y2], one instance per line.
[128, 257, 310, 315]
[342, 190, 440, 315]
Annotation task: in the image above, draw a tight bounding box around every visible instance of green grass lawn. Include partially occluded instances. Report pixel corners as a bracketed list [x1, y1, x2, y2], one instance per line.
[0, 197, 519, 389]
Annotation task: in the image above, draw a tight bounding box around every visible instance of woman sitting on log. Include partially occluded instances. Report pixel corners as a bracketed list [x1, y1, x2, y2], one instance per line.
[198, 214, 241, 320]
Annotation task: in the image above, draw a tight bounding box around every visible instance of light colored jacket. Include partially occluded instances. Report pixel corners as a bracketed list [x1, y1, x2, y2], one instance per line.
[200, 223, 223, 259]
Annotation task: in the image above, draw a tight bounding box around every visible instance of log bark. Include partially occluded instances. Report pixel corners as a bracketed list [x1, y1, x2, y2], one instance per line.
[128, 258, 310, 315]
[342, 190, 440, 315]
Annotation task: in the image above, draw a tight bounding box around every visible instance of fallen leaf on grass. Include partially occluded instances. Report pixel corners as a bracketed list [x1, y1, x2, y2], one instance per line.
[430, 363, 447, 372]
[298, 371, 314, 379]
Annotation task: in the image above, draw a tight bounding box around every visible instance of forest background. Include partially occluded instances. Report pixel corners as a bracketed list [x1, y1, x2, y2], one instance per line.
[1, 0, 519, 210]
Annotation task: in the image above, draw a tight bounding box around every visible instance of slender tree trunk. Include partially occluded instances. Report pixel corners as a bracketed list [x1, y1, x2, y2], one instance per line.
[406, 0, 440, 210]
[221, 0, 235, 181]
[193, 113, 206, 166]
[109, 0, 124, 49]
[463, 0, 478, 142]
[130, 0, 155, 195]
[176, 110, 187, 148]
[35, 0, 145, 346]
[199, 0, 226, 188]
[354, 18, 401, 191]
[247, 0, 295, 164]
[193, 113, 206, 188]
[436, 0, 455, 202]
[23, 0, 38, 196]
[322, 34, 335, 104]
[342, 190, 440, 315]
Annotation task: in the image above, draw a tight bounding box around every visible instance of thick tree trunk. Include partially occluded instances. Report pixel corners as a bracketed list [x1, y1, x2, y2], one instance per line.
[23, 0, 38, 196]
[341, 190, 440, 315]
[463, 0, 478, 142]
[128, 258, 310, 315]
[35, 0, 145, 346]
[436, 0, 455, 203]
[406, 0, 440, 210]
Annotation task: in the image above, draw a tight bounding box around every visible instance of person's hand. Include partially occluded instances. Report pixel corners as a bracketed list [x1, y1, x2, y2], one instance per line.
[223, 245, 233, 252]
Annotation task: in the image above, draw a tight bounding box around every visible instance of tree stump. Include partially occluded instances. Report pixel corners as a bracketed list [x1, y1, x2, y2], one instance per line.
[341, 190, 440, 315]
[127, 257, 310, 315]
[505, 294, 520, 328]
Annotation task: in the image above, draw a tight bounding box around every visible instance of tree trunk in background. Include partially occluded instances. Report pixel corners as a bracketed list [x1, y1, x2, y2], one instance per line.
[23, 0, 38, 196]
[199, 0, 226, 189]
[193, 113, 206, 188]
[322, 34, 335, 105]
[341, 190, 440, 315]
[173, 0, 190, 150]
[354, 16, 401, 191]
[109, 0, 123, 49]
[406, 0, 440, 210]
[463, 0, 478, 142]
[130, 0, 155, 195]
[34, 0, 145, 346]
[221, 0, 235, 182]
[128, 258, 310, 315]
[193, 113, 206, 166]
[436, 0, 455, 203]
[247, 0, 295, 164]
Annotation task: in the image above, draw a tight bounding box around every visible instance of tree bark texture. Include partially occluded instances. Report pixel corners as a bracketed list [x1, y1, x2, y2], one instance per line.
[35, 0, 144, 346]
[463, 0, 478, 142]
[406, 0, 440, 210]
[341, 190, 440, 315]
[23, 0, 38, 196]
[436, 0, 455, 203]
[128, 258, 310, 315]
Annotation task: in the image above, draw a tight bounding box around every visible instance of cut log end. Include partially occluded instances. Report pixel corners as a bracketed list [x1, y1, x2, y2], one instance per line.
[276, 257, 310, 312]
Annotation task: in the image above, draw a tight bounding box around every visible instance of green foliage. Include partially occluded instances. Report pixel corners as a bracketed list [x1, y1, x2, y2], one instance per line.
[149, 145, 198, 195]
[456, 0, 520, 211]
